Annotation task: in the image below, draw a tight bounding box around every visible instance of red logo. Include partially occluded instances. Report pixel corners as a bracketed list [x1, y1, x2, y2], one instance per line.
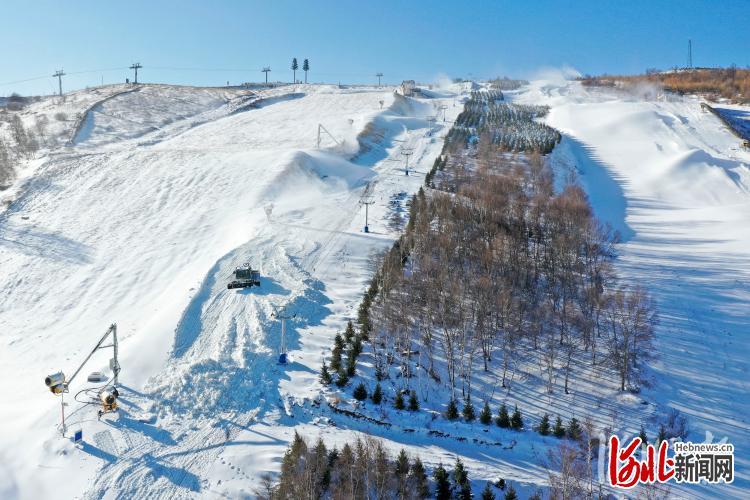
[608, 435, 675, 488]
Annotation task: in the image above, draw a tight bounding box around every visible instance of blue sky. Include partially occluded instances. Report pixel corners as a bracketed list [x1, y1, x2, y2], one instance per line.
[1, 0, 748, 96]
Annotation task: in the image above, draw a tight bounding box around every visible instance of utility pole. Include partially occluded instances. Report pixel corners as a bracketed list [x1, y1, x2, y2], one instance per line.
[129, 63, 142, 84]
[687, 39, 693, 70]
[273, 309, 296, 364]
[361, 198, 375, 233]
[376, 72, 383, 87]
[262, 67, 271, 84]
[53, 70, 65, 96]
[401, 149, 414, 176]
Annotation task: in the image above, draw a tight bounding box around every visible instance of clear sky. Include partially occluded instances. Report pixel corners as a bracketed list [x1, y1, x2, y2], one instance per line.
[1, 0, 748, 96]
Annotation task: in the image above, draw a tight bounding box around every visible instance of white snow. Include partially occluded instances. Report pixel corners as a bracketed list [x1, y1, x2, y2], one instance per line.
[1, 78, 748, 499]
[517, 79, 750, 498]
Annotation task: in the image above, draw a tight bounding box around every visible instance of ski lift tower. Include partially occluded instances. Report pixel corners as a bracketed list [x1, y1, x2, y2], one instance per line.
[401, 149, 414, 176]
[361, 197, 375, 233]
[273, 308, 296, 364]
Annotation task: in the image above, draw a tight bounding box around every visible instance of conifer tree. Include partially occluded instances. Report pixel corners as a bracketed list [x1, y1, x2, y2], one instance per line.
[395, 448, 410, 476]
[463, 397, 476, 422]
[319, 360, 332, 385]
[479, 401, 492, 425]
[409, 457, 430, 499]
[344, 320, 355, 343]
[335, 369, 349, 387]
[353, 382, 367, 401]
[538, 414, 551, 436]
[371, 382, 383, 404]
[453, 457, 471, 500]
[394, 391, 405, 410]
[303, 58, 310, 83]
[567, 417, 582, 441]
[553, 416, 566, 438]
[481, 482, 496, 500]
[345, 348, 357, 377]
[408, 390, 420, 411]
[434, 463, 451, 500]
[504, 483, 518, 500]
[291, 57, 298, 83]
[510, 405, 523, 430]
[639, 425, 648, 446]
[496, 403, 510, 428]
[334, 332, 344, 350]
[445, 398, 459, 420]
[352, 335, 363, 357]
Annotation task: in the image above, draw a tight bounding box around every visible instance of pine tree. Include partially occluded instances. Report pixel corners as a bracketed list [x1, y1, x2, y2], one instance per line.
[319, 360, 332, 385]
[394, 391, 405, 410]
[344, 320, 355, 343]
[409, 457, 430, 499]
[453, 457, 471, 500]
[639, 425, 648, 446]
[434, 463, 451, 500]
[538, 414, 551, 436]
[345, 348, 357, 377]
[353, 382, 367, 401]
[330, 347, 342, 372]
[479, 401, 492, 425]
[496, 403, 510, 428]
[528, 491, 542, 500]
[567, 417, 582, 441]
[463, 397, 476, 422]
[334, 332, 344, 350]
[481, 482, 495, 500]
[351, 335, 363, 357]
[291, 57, 298, 83]
[335, 369, 349, 387]
[553, 416, 566, 438]
[445, 398, 459, 420]
[408, 390, 420, 411]
[395, 448, 410, 476]
[504, 483, 518, 500]
[371, 382, 383, 404]
[510, 405, 523, 430]
[302, 58, 310, 84]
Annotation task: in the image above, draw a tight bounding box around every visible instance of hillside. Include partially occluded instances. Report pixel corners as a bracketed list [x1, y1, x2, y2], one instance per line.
[1, 78, 749, 499]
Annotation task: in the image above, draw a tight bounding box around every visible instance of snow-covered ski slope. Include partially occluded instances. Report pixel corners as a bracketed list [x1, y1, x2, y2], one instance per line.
[517, 79, 750, 498]
[0, 83, 459, 499]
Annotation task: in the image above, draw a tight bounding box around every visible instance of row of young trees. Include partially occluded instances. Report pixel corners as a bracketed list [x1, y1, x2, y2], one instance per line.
[453, 96, 560, 153]
[259, 433, 525, 500]
[361, 93, 657, 405]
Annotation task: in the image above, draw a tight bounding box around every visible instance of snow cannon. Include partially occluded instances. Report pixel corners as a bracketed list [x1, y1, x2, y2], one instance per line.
[98, 388, 119, 416]
[45, 372, 66, 394]
[227, 263, 261, 289]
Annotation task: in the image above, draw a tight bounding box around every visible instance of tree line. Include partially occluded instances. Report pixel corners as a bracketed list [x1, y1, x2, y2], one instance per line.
[257, 432, 526, 500]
